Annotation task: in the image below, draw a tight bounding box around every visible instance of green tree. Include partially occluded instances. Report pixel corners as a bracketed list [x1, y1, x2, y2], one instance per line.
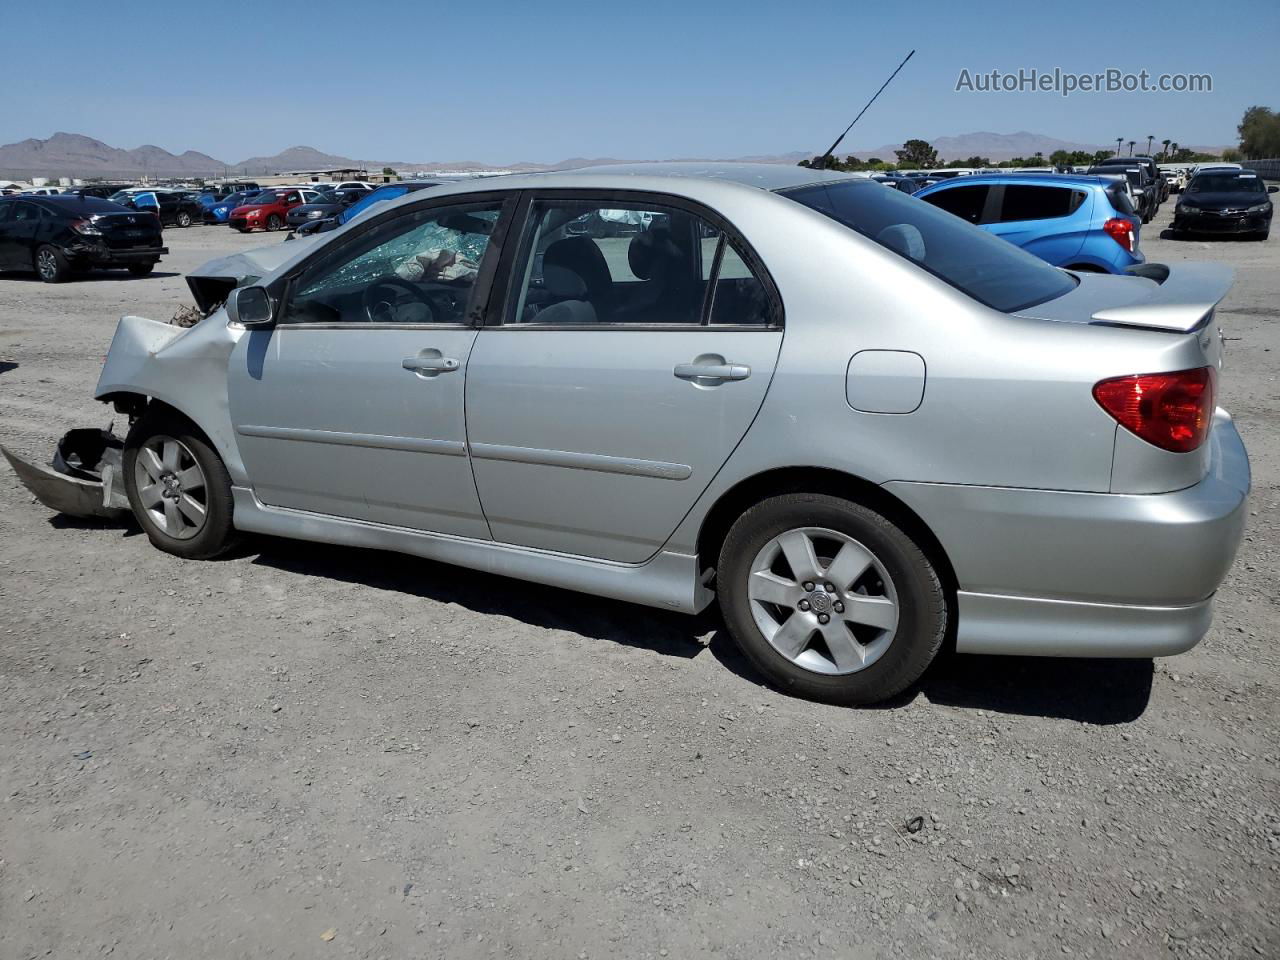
[894, 139, 939, 168]
[1092, 149, 1113, 164]
[382, 166, 398, 177]
[1237, 106, 1280, 158]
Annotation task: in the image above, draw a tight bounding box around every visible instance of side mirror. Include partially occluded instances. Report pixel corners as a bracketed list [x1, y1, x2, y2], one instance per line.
[226, 286, 275, 328]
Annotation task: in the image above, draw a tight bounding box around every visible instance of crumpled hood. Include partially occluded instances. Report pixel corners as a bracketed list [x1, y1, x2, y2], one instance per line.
[185, 240, 318, 312]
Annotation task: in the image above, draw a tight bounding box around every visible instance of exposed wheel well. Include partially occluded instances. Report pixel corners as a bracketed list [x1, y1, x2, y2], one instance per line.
[695, 467, 958, 597]
[101, 393, 197, 433]
[1066, 263, 1106, 273]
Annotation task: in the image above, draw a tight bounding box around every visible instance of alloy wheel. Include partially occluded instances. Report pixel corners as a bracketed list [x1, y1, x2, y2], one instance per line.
[746, 526, 899, 675]
[36, 249, 57, 280]
[133, 435, 208, 541]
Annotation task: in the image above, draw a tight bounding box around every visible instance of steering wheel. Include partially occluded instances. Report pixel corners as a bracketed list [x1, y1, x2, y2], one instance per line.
[362, 276, 435, 325]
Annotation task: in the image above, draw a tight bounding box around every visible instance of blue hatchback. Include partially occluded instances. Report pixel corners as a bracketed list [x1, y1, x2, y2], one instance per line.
[913, 173, 1143, 274]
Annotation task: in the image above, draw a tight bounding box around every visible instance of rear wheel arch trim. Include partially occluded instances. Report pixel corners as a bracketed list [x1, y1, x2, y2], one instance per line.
[695, 466, 959, 597]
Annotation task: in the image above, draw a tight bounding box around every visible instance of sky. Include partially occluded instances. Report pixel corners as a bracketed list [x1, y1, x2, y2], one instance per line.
[2, 0, 1277, 164]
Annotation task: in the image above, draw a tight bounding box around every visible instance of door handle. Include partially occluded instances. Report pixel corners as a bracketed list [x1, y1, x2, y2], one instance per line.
[402, 356, 459, 374]
[674, 362, 751, 382]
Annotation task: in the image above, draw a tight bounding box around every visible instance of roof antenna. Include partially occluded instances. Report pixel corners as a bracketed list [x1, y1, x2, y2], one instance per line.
[814, 49, 916, 170]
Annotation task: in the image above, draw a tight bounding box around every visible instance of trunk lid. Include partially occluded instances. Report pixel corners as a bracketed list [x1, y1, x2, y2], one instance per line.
[89, 212, 162, 249]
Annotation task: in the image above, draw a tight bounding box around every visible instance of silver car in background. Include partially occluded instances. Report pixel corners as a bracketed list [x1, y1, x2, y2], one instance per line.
[89, 163, 1250, 705]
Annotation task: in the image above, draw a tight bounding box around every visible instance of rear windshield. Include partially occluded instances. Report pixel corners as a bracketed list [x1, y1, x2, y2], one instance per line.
[783, 180, 1076, 313]
[1105, 184, 1136, 215]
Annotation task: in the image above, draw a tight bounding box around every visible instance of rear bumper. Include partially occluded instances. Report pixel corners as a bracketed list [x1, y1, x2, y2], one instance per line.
[886, 410, 1250, 657]
[66, 243, 167, 265]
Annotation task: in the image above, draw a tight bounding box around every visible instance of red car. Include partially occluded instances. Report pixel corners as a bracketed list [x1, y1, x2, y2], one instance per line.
[228, 188, 322, 232]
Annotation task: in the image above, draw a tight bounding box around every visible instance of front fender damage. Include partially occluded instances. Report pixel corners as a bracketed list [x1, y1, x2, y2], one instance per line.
[95, 312, 247, 486]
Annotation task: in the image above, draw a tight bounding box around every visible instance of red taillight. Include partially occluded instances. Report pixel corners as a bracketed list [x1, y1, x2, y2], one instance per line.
[1103, 217, 1134, 253]
[1093, 367, 1215, 453]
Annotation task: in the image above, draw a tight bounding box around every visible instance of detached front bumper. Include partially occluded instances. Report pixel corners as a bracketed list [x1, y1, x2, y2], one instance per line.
[886, 410, 1250, 657]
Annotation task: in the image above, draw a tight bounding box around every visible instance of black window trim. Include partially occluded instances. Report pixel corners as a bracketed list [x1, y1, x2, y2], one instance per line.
[268, 190, 519, 332]
[484, 188, 784, 332]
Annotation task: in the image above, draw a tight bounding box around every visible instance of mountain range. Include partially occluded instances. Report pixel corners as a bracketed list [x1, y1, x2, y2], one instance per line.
[0, 131, 1227, 180]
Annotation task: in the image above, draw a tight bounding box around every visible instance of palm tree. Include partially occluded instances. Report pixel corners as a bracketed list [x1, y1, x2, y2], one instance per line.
[1161, 139, 1171, 160]
[1146, 135, 1154, 155]
[1115, 137, 1124, 156]
[1127, 140, 1136, 156]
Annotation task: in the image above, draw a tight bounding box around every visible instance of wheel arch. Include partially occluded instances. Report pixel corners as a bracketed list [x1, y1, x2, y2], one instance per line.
[695, 466, 958, 597]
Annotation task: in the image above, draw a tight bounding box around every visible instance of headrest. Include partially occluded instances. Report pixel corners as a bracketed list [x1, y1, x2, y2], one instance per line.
[628, 225, 685, 280]
[876, 223, 926, 261]
[542, 264, 588, 301]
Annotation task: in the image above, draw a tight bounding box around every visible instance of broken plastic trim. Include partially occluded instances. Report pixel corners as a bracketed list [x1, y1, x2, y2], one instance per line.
[1, 428, 130, 519]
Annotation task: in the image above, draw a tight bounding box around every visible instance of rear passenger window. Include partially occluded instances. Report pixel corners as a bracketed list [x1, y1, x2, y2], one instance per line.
[508, 200, 775, 327]
[919, 185, 989, 223]
[999, 186, 1086, 222]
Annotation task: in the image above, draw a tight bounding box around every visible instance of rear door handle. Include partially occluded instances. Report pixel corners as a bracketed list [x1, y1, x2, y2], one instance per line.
[402, 356, 459, 374]
[674, 362, 751, 382]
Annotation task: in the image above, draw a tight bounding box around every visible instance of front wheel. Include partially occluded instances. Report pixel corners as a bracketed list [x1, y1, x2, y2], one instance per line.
[176, 210, 192, 227]
[717, 494, 946, 706]
[266, 214, 283, 231]
[127, 261, 155, 276]
[123, 408, 238, 560]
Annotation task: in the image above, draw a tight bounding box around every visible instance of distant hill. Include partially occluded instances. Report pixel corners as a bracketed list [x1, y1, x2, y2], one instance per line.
[0, 132, 224, 178]
[0, 131, 1231, 179]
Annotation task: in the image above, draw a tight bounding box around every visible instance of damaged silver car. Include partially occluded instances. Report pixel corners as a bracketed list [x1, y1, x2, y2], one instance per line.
[5, 164, 1251, 705]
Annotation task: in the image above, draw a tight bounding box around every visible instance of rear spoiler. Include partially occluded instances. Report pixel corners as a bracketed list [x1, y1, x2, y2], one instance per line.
[1090, 262, 1233, 333]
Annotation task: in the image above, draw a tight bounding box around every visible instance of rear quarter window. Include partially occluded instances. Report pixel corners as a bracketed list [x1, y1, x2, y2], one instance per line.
[998, 186, 1087, 222]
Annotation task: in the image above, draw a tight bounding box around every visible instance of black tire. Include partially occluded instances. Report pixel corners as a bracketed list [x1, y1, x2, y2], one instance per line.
[266, 214, 283, 231]
[34, 244, 70, 283]
[127, 261, 155, 276]
[176, 210, 192, 228]
[717, 493, 947, 706]
[123, 407, 238, 560]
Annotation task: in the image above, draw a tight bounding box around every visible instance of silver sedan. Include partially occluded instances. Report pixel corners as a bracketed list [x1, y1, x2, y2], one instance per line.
[89, 163, 1250, 704]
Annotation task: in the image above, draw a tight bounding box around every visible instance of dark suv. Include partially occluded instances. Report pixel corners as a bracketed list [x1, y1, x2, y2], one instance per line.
[1090, 157, 1163, 220]
[0, 195, 167, 282]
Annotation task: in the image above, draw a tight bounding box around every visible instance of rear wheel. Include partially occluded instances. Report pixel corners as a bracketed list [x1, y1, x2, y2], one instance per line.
[123, 408, 238, 560]
[266, 214, 283, 231]
[717, 493, 947, 706]
[175, 210, 192, 228]
[127, 261, 155, 276]
[34, 244, 70, 283]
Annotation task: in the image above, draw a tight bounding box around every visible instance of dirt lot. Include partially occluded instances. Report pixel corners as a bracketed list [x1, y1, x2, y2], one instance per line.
[1, 206, 1277, 960]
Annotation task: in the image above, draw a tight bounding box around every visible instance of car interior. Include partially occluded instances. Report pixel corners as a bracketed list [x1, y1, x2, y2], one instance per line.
[511, 202, 772, 326]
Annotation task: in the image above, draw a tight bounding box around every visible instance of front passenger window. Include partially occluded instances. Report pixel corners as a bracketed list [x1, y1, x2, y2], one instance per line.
[281, 202, 502, 326]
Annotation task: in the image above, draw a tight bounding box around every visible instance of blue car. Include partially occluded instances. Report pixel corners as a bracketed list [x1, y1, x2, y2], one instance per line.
[913, 173, 1143, 274]
[289, 181, 440, 238]
[203, 190, 261, 225]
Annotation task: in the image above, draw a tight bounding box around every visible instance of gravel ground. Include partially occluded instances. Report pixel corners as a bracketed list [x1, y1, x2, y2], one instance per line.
[1, 206, 1277, 960]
